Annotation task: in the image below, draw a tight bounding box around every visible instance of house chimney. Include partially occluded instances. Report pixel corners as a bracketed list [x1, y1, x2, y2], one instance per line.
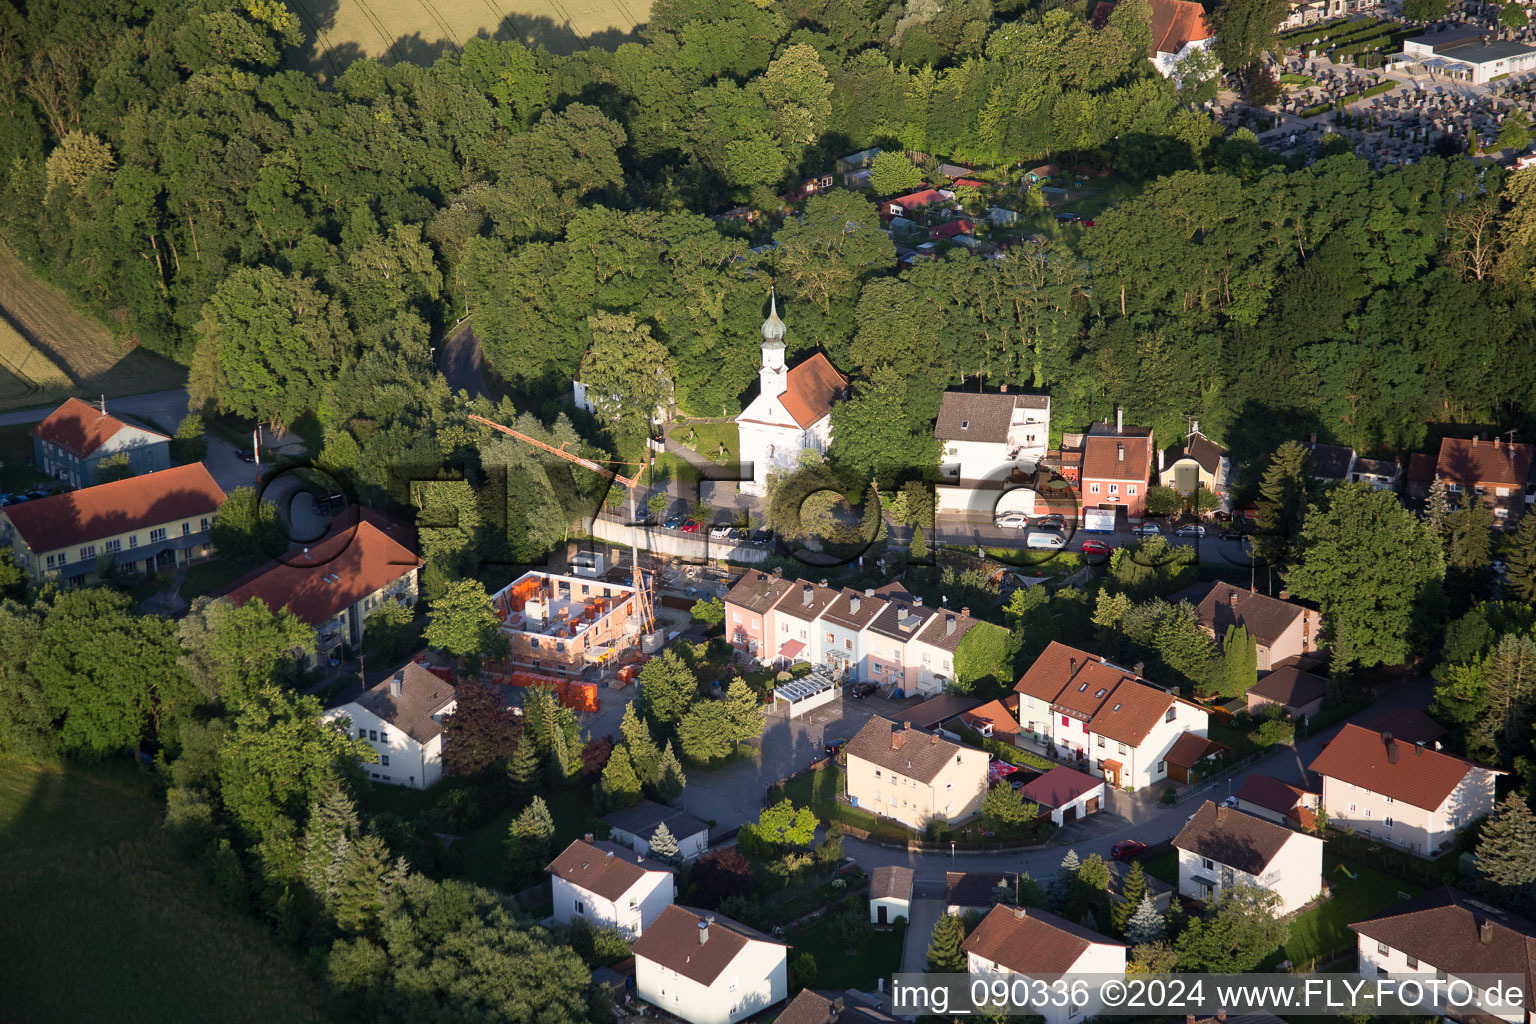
[1118, 443, 1125, 462]
[1158, 448, 1166, 473]
[1482, 920, 1494, 944]
[1217, 1011, 1227, 1023]
[699, 918, 711, 944]
[961, 606, 970, 617]
[930, 732, 939, 745]
[1278, 589, 1290, 601]
[1229, 590, 1239, 608]
[1474, 435, 1480, 447]
[865, 587, 875, 597]
[850, 595, 861, 614]
[820, 578, 829, 587]
[1415, 740, 1424, 756]
[1116, 406, 1124, 434]
[914, 595, 923, 606]
[1000, 383, 1008, 394]
[1133, 661, 1145, 677]
[946, 615, 957, 635]
[390, 671, 404, 698]
[803, 585, 813, 606]
[1496, 437, 1503, 450]
[1384, 733, 1398, 763]
[584, 832, 594, 843]
[773, 566, 783, 577]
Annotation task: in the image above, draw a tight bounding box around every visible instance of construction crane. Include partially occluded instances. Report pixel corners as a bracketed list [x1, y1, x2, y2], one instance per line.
[467, 413, 656, 638]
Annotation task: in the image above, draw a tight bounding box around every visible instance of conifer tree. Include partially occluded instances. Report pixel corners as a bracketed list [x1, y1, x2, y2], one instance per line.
[1051, 849, 1081, 910]
[546, 726, 572, 784]
[724, 677, 764, 749]
[506, 734, 540, 803]
[620, 703, 662, 785]
[648, 821, 681, 863]
[1113, 860, 1149, 934]
[925, 912, 967, 972]
[523, 687, 558, 753]
[1253, 440, 1314, 566]
[301, 781, 360, 908]
[656, 740, 687, 802]
[1424, 477, 1453, 550]
[1505, 512, 1536, 604]
[1477, 792, 1536, 904]
[1126, 894, 1166, 945]
[334, 833, 390, 937]
[600, 744, 643, 810]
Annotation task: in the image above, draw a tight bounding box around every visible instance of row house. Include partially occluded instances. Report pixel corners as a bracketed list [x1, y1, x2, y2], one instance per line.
[723, 570, 992, 696]
[1013, 641, 1210, 790]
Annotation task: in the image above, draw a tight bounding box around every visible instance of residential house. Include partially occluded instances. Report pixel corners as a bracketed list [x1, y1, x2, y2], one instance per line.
[933, 390, 1052, 516]
[1233, 773, 1320, 828]
[1351, 457, 1402, 491]
[843, 716, 989, 828]
[908, 606, 988, 695]
[1158, 424, 1229, 504]
[632, 906, 788, 1024]
[546, 836, 676, 938]
[961, 905, 1127, 1024]
[221, 506, 421, 668]
[1013, 642, 1210, 790]
[1148, 0, 1217, 78]
[1174, 801, 1323, 915]
[1305, 436, 1357, 485]
[1079, 411, 1154, 521]
[1405, 452, 1437, 501]
[929, 220, 975, 242]
[777, 989, 901, 1024]
[323, 662, 456, 789]
[765, 578, 840, 668]
[572, 358, 672, 429]
[1309, 724, 1500, 858]
[1018, 765, 1105, 826]
[820, 587, 887, 681]
[1351, 886, 1536, 1024]
[735, 295, 846, 497]
[958, 697, 1022, 743]
[1433, 435, 1536, 527]
[863, 595, 941, 693]
[882, 189, 948, 222]
[30, 397, 171, 487]
[724, 568, 799, 663]
[1187, 582, 1323, 671]
[603, 799, 711, 862]
[1246, 665, 1327, 720]
[946, 871, 1022, 915]
[0, 462, 224, 582]
[869, 866, 913, 925]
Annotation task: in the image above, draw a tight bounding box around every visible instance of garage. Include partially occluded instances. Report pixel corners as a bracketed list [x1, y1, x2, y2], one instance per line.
[1018, 765, 1106, 827]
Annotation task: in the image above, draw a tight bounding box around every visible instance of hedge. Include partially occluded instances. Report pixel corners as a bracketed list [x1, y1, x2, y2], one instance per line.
[954, 726, 1059, 772]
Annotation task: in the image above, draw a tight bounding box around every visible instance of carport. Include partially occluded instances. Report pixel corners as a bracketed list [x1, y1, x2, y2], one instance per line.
[773, 669, 839, 719]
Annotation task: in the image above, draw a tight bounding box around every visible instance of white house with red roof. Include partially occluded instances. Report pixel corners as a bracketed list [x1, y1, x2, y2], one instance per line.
[962, 905, 1126, 1024]
[0, 462, 224, 582]
[220, 506, 421, 668]
[632, 906, 788, 1024]
[545, 835, 675, 937]
[736, 294, 846, 496]
[30, 397, 172, 488]
[1148, 0, 1216, 78]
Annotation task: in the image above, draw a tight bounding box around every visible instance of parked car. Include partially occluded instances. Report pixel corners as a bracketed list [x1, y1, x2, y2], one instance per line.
[709, 523, 732, 539]
[824, 737, 849, 756]
[1133, 522, 1161, 535]
[1056, 212, 1081, 223]
[664, 513, 685, 530]
[1218, 527, 1246, 540]
[679, 519, 701, 533]
[751, 529, 773, 548]
[1083, 219, 1096, 228]
[1026, 529, 1066, 550]
[1111, 840, 1148, 861]
[1081, 538, 1113, 557]
[848, 682, 878, 699]
[995, 512, 1030, 529]
[235, 449, 256, 463]
[632, 510, 654, 526]
[729, 528, 748, 543]
[1175, 524, 1206, 537]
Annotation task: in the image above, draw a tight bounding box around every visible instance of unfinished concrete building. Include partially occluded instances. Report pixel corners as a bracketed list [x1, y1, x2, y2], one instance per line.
[490, 571, 640, 676]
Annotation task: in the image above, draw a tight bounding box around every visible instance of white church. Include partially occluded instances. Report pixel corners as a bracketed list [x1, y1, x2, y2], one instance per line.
[735, 293, 846, 497]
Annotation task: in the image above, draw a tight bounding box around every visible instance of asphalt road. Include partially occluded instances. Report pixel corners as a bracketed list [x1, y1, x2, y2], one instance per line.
[0, 387, 191, 429]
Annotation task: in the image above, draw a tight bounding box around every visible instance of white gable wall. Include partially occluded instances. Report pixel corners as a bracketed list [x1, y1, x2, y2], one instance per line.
[636, 938, 788, 1024]
[551, 870, 675, 937]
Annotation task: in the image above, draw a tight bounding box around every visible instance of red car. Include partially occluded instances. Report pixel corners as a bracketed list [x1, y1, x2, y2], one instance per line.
[679, 518, 701, 533]
[1081, 539, 1112, 557]
[1111, 840, 1148, 861]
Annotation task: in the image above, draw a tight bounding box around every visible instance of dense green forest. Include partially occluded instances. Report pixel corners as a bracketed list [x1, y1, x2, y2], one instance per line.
[6, 0, 1536, 498]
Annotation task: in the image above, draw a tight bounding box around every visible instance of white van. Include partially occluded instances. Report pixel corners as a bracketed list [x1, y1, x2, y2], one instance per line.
[1025, 530, 1066, 550]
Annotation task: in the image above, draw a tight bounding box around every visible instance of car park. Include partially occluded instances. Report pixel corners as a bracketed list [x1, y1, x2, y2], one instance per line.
[995, 512, 1030, 529]
[1175, 523, 1206, 537]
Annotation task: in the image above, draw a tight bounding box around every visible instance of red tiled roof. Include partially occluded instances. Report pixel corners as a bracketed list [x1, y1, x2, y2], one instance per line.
[545, 838, 670, 901]
[1435, 436, 1534, 488]
[929, 220, 975, 240]
[889, 189, 946, 212]
[220, 507, 420, 628]
[1234, 773, 1313, 816]
[780, 352, 846, 429]
[1406, 452, 1437, 485]
[960, 699, 1020, 738]
[1, 462, 224, 553]
[1163, 731, 1225, 769]
[1149, 0, 1213, 55]
[1082, 432, 1154, 483]
[1014, 642, 1130, 704]
[1308, 723, 1492, 811]
[30, 397, 168, 458]
[1350, 887, 1536, 996]
[631, 906, 782, 986]
[1088, 679, 1180, 746]
[961, 905, 1121, 974]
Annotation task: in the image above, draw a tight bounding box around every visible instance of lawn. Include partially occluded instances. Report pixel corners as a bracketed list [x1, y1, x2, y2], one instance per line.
[646, 451, 703, 489]
[0, 421, 49, 492]
[788, 912, 906, 990]
[453, 782, 607, 890]
[178, 557, 257, 603]
[673, 421, 738, 463]
[1263, 855, 1420, 969]
[774, 763, 912, 844]
[0, 757, 328, 1023]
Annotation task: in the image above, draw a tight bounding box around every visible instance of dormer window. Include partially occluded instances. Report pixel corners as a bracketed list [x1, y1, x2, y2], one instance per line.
[1165, 707, 1176, 722]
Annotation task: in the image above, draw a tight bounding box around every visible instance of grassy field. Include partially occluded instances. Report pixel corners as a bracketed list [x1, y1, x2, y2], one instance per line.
[0, 309, 72, 412]
[674, 421, 738, 462]
[288, 0, 648, 78]
[0, 241, 184, 405]
[789, 913, 906, 990]
[0, 757, 329, 1023]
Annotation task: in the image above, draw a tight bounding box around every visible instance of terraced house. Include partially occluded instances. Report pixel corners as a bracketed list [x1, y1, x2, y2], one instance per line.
[0, 462, 224, 582]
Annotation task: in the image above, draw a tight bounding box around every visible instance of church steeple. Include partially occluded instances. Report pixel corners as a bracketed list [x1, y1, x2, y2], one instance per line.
[762, 288, 786, 347]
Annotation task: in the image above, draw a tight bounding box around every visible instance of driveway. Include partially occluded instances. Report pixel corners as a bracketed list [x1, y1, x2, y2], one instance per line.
[900, 898, 945, 976]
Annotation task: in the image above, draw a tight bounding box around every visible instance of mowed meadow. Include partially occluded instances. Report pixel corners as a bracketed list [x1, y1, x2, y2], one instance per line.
[288, 0, 648, 75]
[0, 758, 330, 1023]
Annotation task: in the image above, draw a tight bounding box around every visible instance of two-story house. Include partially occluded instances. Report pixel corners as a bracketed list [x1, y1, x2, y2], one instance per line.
[1351, 886, 1536, 1024]
[221, 506, 421, 668]
[907, 606, 985, 695]
[1174, 801, 1323, 915]
[724, 569, 798, 663]
[933, 390, 1051, 516]
[1304, 436, 1357, 485]
[0, 462, 224, 582]
[962, 905, 1127, 1024]
[30, 397, 171, 487]
[820, 587, 886, 681]
[632, 906, 788, 1024]
[843, 716, 989, 828]
[323, 662, 456, 789]
[1186, 582, 1323, 671]
[1158, 424, 1229, 505]
[546, 835, 675, 938]
[1080, 411, 1154, 521]
[766, 579, 840, 668]
[603, 799, 711, 862]
[1309, 724, 1500, 858]
[1014, 642, 1210, 790]
[864, 596, 939, 692]
[1434, 435, 1536, 527]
